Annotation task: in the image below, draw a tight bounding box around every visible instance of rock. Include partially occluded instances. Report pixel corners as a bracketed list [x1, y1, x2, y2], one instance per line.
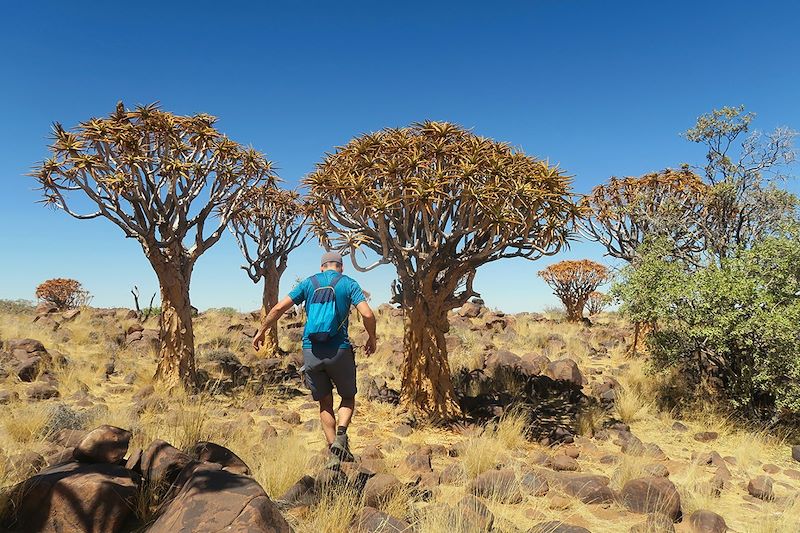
[363, 473, 402, 507]
[521, 354, 551, 375]
[280, 411, 301, 425]
[62, 309, 81, 321]
[26, 382, 60, 400]
[619, 477, 682, 522]
[689, 509, 727, 532]
[747, 475, 773, 501]
[791, 445, 800, 463]
[15, 355, 42, 381]
[3, 462, 136, 532]
[557, 473, 614, 504]
[693, 432, 719, 443]
[261, 423, 278, 439]
[405, 452, 432, 473]
[762, 463, 780, 474]
[459, 302, 483, 318]
[191, 441, 251, 475]
[8, 338, 47, 353]
[277, 475, 317, 507]
[73, 425, 131, 464]
[354, 506, 412, 532]
[45, 446, 76, 466]
[0, 390, 19, 404]
[470, 468, 522, 503]
[544, 358, 585, 386]
[440, 463, 463, 484]
[551, 454, 580, 471]
[484, 350, 524, 378]
[140, 439, 194, 487]
[456, 495, 494, 532]
[8, 451, 46, 477]
[672, 421, 688, 432]
[146, 462, 291, 532]
[644, 463, 670, 478]
[394, 424, 413, 437]
[528, 521, 591, 533]
[520, 471, 549, 496]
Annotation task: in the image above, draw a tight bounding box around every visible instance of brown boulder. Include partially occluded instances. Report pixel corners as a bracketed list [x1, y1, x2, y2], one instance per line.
[520, 471, 549, 496]
[139, 439, 194, 487]
[469, 468, 522, 503]
[3, 462, 136, 532]
[458, 302, 483, 318]
[791, 445, 800, 462]
[484, 350, 524, 378]
[551, 454, 580, 471]
[26, 382, 60, 400]
[689, 510, 727, 532]
[404, 452, 432, 473]
[528, 522, 591, 533]
[146, 462, 291, 532]
[747, 475, 773, 501]
[354, 506, 412, 532]
[693, 432, 719, 443]
[556, 473, 614, 504]
[191, 441, 251, 475]
[619, 477, 682, 522]
[544, 359, 585, 386]
[73, 425, 131, 464]
[363, 473, 402, 508]
[456, 495, 494, 532]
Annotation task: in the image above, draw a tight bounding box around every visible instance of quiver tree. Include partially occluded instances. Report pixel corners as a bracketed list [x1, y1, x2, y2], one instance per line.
[228, 186, 308, 355]
[585, 291, 610, 316]
[580, 168, 708, 264]
[35, 278, 90, 309]
[306, 121, 579, 419]
[32, 102, 275, 386]
[538, 260, 609, 322]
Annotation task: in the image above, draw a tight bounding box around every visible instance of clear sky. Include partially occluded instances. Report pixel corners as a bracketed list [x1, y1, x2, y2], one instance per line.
[1, 0, 798, 313]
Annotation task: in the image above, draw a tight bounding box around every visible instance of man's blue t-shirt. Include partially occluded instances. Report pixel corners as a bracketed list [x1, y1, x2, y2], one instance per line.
[288, 270, 366, 350]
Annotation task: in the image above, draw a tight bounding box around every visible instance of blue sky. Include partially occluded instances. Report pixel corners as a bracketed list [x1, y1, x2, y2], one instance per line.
[1, 1, 798, 313]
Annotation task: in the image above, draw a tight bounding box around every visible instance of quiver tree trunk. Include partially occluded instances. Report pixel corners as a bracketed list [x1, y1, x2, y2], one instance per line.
[565, 298, 587, 322]
[152, 259, 197, 387]
[260, 259, 280, 356]
[400, 297, 460, 420]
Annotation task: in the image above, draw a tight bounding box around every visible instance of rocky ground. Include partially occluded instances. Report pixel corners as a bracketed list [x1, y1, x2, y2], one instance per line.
[0, 300, 798, 532]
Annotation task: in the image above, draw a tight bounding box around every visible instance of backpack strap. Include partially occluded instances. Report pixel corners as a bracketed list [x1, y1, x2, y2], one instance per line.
[310, 274, 321, 290]
[329, 273, 344, 289]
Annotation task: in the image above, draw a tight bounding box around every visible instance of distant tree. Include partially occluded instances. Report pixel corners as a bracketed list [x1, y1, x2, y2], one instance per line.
[32, 102, 275, 386]
[538, 260, 609, 322]
[684, 105, 797, 261]
[35, 278, 90, 310]
[306, 122, 579, 419]
[228, 185, 308, 355]
[585, 291, 610, 316]
[581, 168, 708, 264]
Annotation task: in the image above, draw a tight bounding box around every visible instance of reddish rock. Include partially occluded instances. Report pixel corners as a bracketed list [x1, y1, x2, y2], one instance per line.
[469, 468, 522, 503]
[192, 441, 251, 475]
[26, 382, 60, 400]
[139, 439, 194, 487]
[521, 471, 549, 496]
[747, 475, 773, 501]
[405, 452, 432, 473]
[147, 462, 291, 532]
[280, 411, 301, 425]
[3, 462, 136, 532]
[73, 425, 131, 464]
[556, 473, 614, 504]
[792, 445, 800, 462]
[354, 506, 411, 532]
[619, 477, 682, 522]
[551, 454, 580, 471]
[544, 359, 585, 386]
[456, 495, 494, 532]
[394, 424, 413, 437]
[689, 509, 728, 532]
[529, 521, 590, 532]
[458, 302, 483, 318]
[363, 473, 402, 508]
[693, 431, 719, 443]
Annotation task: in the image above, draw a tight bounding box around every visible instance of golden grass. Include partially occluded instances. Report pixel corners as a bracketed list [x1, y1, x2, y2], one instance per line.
[459, 434, 506, 479]
[290, 483, 362, 533]
[613, 386, 652, 424]
[245, 434, 311, 498]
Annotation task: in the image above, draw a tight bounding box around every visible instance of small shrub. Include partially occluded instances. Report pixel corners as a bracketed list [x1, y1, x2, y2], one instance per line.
[0, 299, 35, 315]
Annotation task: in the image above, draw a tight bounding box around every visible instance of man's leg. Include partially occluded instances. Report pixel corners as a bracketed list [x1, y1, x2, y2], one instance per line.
[318, 393, 336, 446]
[337, 397, 355, 430]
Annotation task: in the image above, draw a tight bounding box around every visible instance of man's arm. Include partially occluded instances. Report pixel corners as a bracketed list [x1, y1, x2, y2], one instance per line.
[355, 301, 377, 355]
[253, 296, 296, 351]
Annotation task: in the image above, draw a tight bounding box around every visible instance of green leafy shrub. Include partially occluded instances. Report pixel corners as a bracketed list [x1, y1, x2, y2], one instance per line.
[614, 232, 800, 421]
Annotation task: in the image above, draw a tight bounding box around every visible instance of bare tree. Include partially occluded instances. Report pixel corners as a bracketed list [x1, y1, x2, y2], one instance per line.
[32, 102, 275, 386]
[228, 186, 308, 355]
[306, 122, 579, 419]
[580, 168, 708, 264]
[684, 105, 797, 261]
[538, 260, 609, 322]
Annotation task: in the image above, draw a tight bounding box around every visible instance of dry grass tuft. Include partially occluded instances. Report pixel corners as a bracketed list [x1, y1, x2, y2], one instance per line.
[247, 434, 310, 498]
[291, 482, 362, 533]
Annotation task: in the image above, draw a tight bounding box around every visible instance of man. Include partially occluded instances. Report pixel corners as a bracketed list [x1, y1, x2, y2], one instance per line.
[253, 251, 377, 465]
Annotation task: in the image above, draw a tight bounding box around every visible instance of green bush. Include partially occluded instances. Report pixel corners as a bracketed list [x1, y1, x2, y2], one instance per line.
[614, 232, 800, 421]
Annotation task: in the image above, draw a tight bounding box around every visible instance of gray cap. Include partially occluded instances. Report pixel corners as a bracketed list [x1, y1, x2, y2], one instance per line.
[321, 251, 343, 266]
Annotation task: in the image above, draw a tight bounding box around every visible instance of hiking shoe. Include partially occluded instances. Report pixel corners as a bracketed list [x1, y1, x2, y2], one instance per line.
[324, 451, 342, 470]
[329, 433, 354, 462]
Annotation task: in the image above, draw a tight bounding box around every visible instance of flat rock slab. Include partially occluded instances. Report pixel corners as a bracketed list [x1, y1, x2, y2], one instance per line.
[147, 463, 291, 532]
[3, 462, 136, 532]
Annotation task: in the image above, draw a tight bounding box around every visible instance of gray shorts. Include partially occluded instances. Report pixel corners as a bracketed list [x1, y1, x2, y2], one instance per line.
[302, 346, 357, 401]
